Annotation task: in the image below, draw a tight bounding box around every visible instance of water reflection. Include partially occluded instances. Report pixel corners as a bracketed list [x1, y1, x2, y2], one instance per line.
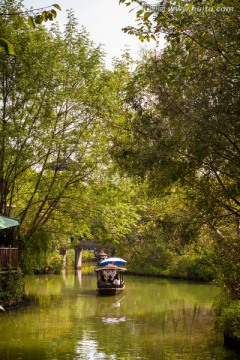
[76, 331, 114, 360]
[0, 270, 239, 360]
[102, 316, 126, 324]
[98, 295, 126, 324]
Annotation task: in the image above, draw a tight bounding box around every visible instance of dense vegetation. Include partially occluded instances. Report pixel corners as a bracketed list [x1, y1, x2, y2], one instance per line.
[0, 267, 24, 306]
[117, 0, 240, 338]
[0, 0, 239, 339]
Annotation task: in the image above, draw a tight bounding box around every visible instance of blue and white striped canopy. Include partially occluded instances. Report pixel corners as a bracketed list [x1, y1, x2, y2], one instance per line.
[100, 257, 127, 266]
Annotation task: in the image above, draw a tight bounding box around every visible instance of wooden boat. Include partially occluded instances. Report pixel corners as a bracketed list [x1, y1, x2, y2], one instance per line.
[95, 264, 126, 296]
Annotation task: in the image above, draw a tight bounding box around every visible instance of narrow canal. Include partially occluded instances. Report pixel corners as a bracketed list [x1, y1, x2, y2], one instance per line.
[0, 269, 238, 359]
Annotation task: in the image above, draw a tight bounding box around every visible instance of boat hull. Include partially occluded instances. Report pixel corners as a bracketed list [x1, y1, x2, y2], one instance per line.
[97, 285, 125, 296]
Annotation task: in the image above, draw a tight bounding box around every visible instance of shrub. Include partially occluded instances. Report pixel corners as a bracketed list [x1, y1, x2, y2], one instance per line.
[215, 300, 240, 336]
[46, 252, 63, 273]
[0, 267, 25, 303]
[66, 249, 75, 268]
[82, 251, 95, 262]
[169, 254, 215, 281]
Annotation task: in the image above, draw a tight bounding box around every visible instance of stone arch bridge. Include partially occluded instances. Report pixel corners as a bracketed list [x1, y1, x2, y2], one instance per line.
[60, 239, 114, 269]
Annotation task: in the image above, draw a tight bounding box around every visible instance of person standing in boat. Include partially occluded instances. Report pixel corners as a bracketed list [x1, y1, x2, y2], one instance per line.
[113, 274, 120, 285]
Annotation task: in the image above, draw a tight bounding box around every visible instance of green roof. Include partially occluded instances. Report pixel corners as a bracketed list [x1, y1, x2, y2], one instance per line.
[0, 215, 19, 230]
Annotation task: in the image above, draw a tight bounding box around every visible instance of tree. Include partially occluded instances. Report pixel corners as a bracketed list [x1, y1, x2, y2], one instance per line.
[0, 6, 114, 271]
[0, 0, 61, 55]
[119, 0, 239, 64]
[114, 0, 240, 297]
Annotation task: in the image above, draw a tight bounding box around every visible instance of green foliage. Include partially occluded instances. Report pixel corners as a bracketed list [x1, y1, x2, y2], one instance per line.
[209, 232, 240, 300]
[215, 300, 240, 336]
[168, 254, 215, 281]
[128, 241, 174, 276]
[0, 1, 61, 55]
[0, 5, 112, 272]
[0, 37, 15, 55]
[82, 251, 95, 262]
[119, 0, 239, 65]
[46, 252, 63, 273]
[19, 228, 64, 273]
[66, 249, 75, 268]
[0, 2, 238, 315]
[19, 228, 53, 273]
[0, 267, 24, 303]
[114, 0, 240, 301]
[127, 229, 216, 281]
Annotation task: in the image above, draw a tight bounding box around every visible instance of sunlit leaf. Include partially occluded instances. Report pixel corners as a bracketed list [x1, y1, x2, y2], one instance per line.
[51, 9, 57, 18]
[0, 38, 16, 55]
[144, 12, 152, 21]
[42, 11, 47, 22]
[28, 16, 35, 28]
[52, 4, 61, 11]
[35, 15, 43, 24]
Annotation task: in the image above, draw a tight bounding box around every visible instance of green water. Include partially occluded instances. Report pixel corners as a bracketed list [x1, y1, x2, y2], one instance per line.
[0, 269, 238, 360]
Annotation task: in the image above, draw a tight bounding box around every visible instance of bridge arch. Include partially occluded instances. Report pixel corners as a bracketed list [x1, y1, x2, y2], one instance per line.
[62, 239, 114, 269]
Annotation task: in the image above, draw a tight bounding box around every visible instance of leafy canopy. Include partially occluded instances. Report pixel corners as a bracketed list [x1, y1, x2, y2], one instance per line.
[0, 0, 61, 55]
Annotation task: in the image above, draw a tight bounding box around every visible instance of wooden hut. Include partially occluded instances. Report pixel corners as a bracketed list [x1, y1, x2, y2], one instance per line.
[0, 215, 19, 271]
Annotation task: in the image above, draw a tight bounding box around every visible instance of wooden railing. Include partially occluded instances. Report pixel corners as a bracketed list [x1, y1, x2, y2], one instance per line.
[0, 248, 18, 270]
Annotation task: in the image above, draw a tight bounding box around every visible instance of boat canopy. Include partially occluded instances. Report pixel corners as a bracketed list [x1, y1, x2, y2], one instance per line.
[95, 264, 127, 272]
